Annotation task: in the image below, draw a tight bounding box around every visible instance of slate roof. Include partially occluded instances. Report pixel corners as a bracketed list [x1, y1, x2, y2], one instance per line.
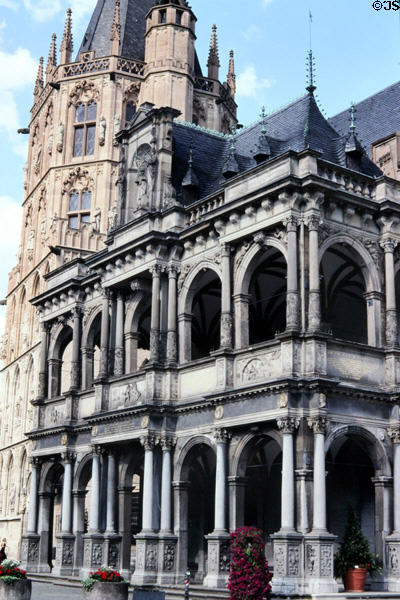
[329, 81, 400, 157]
[172, 92, 381, 204]
[77, 0, 202, 76]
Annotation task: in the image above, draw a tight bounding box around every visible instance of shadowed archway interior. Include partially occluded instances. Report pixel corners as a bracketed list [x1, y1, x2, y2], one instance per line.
[191, 270, 221, 359]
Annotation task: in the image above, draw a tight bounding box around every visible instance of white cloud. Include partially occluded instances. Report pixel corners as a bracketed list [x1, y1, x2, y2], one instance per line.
[69, 0, 97, 26]
[236, 65, 275, 99]
[262, 0, 274, 6]
[0, 0, 18, 10]
[0, 19, 6, 44]
[23, 0, 61, 22]
[0, 47, 36, 158]
[243, 24, 261, 41]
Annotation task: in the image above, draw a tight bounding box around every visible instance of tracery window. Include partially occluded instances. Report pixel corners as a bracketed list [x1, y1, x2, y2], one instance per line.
[73, 101, 97, 157]
[68, 189, 92, 229]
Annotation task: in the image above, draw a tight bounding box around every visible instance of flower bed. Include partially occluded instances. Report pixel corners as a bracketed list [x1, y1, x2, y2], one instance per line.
[228, 526, 272, 600]
[0, 560, 31, 600]
[82, 566, 128, 600]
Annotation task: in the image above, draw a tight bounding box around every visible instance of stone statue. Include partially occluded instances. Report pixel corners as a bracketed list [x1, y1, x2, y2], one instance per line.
[136, 175, 148, 209]
[163, 175, 176, 207]
[47, 126, 54, 155]
[57, 122, 64, 152]
[27, 229, 35, 252]
[99, 116, 106, 146]
[23, 163, 28, 190]
[113, 114, 121, 146]
[92, 207, 101, 232]
[108, 205, 117, 230]
[34, 144, 42, 175]
[0, 334, 8, 360]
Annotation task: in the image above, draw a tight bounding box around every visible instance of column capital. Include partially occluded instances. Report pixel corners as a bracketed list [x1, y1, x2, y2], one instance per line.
[306, 214, 321, 232]
[167, 264, 180, 278]
[92, 444, 106, 456]
[61, 450, 76, 464]
[150, 264, 163, 277]
[307, 416, 328, 434]
[72, 306, 82, 319]
[220, 243, 232, 257]
[29, 457, 42, 468]
[283, 214, 299, 232]
[160, 436, 176, 451]
[213, 428, 232, 444]
[380, 238, 398, 254]
[388, 426, 400, 444]
[277, 416, 300, 434]
[140, 434, 159, 450]
[101, 288, 111, 301]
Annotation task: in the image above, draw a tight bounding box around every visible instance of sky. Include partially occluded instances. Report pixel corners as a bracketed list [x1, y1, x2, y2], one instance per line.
[0, 0, 400, 333]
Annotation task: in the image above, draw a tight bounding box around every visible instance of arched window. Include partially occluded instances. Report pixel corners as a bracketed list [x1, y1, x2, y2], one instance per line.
[125, 101, 136, 124]
[73, 101, 97, 157]
[68, 189, 91, 229]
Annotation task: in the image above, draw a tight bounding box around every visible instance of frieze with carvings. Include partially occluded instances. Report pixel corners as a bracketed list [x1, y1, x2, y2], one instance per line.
[45, 405, 65, 427]
[63, 167, 94, 196]
[236, 351, 280, 385]
[68, 80, 100, 107]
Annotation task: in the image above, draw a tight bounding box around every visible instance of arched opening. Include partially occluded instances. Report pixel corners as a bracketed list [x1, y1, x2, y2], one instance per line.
[327, 436, 375, 554]
[83, 313, 101, 389]
[248, 248, 287, 344]
[121, 444, 144, 573]
[137, 307, 151, 369]
[73, 457, 92, 570]
[320, 244, 367, 343]
[190, 270, 221, 360]
[239, 435, 282, 564]
[40, 462, 64, 571]
[181, 443, 216, 582]
[59, 333, 73, 394]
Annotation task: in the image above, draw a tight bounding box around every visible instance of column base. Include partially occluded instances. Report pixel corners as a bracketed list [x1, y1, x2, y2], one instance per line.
[20, 534, 40, 573]
[303, 532, 338, 594]
[157, 534, 178, 585]
[272, 531, 304, 595]
[81, 533, 105, 577]
[104, 534, 122, 570]
[385, 533, 400, 590]
[132, 533, 158, 585]
[52, 533, 75, 576]
[203, 533, 230, 588]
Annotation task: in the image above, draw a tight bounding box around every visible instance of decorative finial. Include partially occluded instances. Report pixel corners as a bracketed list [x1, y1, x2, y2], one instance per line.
[345, 100, 363, 159]
[182, 145, 199, 192]
[110, 0, 121, 55]
[60, 8, 73, 65]
[349, 102, 356, 132]
[33, 57, 44, 99]
[223, 127, 239, 179]
[254, 106, 271, 163]
[46, 33, 57, 81]
[306, 11, 316, 94]
[227, 50, 236, 97]
[207, 24, 220, 80]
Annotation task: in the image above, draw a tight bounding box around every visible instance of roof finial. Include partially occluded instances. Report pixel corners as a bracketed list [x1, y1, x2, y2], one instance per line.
[110, 0, 121, 55]
[182, 145, 199, 192]
[345, 100, 363, 160]
[223, 127, 239, 179]
[207, 24, 220, 80]
[254, 106, 271, 163]
[46, 33, 57, 82]
[227, 50, 236, 97]
[306, 10, 316, 94]
[60, 8, 73, 65]
[33, 57, 44, 99]
[349, 101, 356, 132]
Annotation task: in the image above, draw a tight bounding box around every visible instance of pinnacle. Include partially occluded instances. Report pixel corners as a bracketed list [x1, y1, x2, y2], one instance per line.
[207, 24, 220, 68]
[227, 50, 236, 96]
[110, 0, 121, 43]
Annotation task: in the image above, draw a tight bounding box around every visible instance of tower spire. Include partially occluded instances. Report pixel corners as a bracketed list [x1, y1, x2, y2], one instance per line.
[60, 8, 73, 65]
[227, 50, 236, 97]
[207, 24, 220, 80]
[33, 57, 44, 99]
[306, 49, 316, 95]
[46, 33, 57, 82]
[110, 0, 121, 55]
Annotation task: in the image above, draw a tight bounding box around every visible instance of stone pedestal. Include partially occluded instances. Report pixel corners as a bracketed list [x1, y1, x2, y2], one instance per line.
[53, 533, 75, 576]
[203, 534, 230, 588]
[157, 534, 178, 585]
[303, 533, 338, 594]
[272, 532, 304, 595]
[82, 534, 105, 576]
[132, 533, 159, 585]
[386, 534, 400, 591]
[104, 534, 122, 569]
[20, 534, 40, 572]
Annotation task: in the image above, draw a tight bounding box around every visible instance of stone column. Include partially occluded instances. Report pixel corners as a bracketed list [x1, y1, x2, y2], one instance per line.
[204, 429, 231, 588]
[387, 427, 400, 590]
[150, 266, 161, 363]
[114, 293, 125, 375]
[308, 417, 328, 533]
[81, 347, 94, 390]
[38, 324, 50, 399]
[220, 244, 233, 348]
[48, 358, 62, 398]
[133, 435, 159, 585]
[90, 448, 101, 533]
[70, 308, 82, 390]
[37, 491, 52, 573]
[83, 446, 105, 574]
[285, 216, 299, 331]
[166, 266, 178, 364]
[381, 239, 398, 347]
[296, 469, 311, 534]
[272, 417, 304, 595]
[158, 437, 178, 585]
[21, 458, 41, 572]
[307, 215, 321, 332]
[100, 290, 110, 378]
[372, 475, 392, 562]
[228, 476, 247, 531]
[54, 452, 75, 576]
[104, 450, 122, 570]
[72, 490, 86, 573]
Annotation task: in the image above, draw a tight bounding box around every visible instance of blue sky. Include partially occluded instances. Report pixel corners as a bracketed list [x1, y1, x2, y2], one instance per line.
[0, 0, 399, 330]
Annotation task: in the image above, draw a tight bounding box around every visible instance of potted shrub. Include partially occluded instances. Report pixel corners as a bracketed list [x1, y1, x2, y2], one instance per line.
[228, 526, 272, 600]
[82, 565, 129, 600]
[0, 559, 31, 599]
[334, 507, 379, 592]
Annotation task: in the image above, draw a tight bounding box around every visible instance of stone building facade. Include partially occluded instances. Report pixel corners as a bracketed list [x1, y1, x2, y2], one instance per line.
[3, 0, 400, 597]
[0, 0, 237, 560]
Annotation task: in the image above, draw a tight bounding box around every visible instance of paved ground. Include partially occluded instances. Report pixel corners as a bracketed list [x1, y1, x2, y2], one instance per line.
[32, 581, 83, 600]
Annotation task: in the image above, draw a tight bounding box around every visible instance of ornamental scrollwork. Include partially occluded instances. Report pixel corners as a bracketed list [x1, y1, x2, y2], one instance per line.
[68, 79, 100, 107]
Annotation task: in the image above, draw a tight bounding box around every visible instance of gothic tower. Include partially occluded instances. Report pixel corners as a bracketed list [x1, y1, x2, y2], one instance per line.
[0, 0, 237, 558]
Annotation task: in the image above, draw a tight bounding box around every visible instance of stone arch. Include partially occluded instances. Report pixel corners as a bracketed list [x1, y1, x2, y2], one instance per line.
[73, 453, 93, 492]
[230, 429, 282, 478]
[48, 321, 73, 395]
[233, 238, 288, 348]
[124, 292, 151, 373]
[174, 434, 215, 482]
[178, 262, 223, 362]
[38, 460, 64, 570]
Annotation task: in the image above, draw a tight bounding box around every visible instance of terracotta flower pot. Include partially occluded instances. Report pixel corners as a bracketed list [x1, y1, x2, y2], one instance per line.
[0, 578, 31, 600]
[344, 567, 367, 592]
[83, 580, 129, 600]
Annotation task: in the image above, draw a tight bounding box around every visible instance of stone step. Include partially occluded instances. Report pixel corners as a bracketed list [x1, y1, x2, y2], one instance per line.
[163, 584, 229, 600]
[312, 594, 400, 600]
